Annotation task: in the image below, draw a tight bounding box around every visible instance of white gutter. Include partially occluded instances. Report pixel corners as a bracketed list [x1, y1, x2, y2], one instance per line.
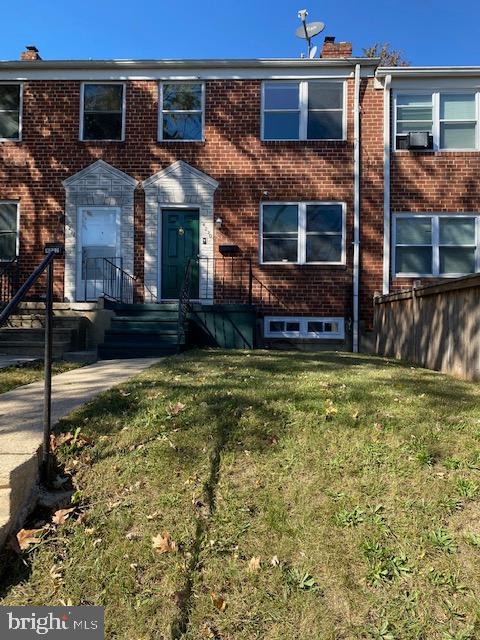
[377, 65, 480, 78]
[382, 74, 392, 295]
[352, 63, 361, 353]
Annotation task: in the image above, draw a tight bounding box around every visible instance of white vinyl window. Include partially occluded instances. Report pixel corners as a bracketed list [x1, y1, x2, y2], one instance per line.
[264, 316, 345, 339]
[0, 201, 19, 261]
[393, 214, 480, 277]
[395, 91, 480, 151]
[261, 202, 345, 265]
[80, 83, 125, 141]
[159, 83, 204, 141]
[0, 84, 22, 141]
[262, 80, 345, 141]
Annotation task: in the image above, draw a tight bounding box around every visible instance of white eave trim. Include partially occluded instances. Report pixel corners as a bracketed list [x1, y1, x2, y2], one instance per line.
[0, 57, 379, 81]
[377, 66, 480, 78]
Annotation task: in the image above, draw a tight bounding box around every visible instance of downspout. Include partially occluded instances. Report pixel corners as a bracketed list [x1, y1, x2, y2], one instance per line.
[352, 63, 361, 352]
[382, 74, 392, 294]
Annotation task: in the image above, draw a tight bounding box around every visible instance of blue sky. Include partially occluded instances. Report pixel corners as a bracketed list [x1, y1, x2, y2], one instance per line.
[1, 0, 478, 65]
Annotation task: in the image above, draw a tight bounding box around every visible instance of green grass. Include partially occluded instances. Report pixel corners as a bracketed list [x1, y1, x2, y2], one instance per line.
[0, 361, 83, 394]
[1, 350, 480, 639]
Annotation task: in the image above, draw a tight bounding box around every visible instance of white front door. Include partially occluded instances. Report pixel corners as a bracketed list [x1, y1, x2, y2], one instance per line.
[76, 206, 121, 301]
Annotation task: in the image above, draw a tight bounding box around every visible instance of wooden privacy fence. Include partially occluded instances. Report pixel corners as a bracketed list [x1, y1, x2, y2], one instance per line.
[374, 274, 480, 381]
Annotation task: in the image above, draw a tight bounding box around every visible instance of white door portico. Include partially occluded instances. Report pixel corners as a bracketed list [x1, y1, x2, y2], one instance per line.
[142, 160, 219, 303]
[62, 160, 138, 302]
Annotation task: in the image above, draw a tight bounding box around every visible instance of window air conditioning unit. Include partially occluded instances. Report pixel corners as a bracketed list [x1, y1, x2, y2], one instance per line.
[407, 131, 433, 150]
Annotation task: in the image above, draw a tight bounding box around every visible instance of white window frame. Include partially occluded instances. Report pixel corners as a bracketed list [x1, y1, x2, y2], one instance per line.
[79, 82, 126, 142]
[260, 201, 346, 266]
[158, 81, 205, 142]
[392, 213, 480, 278]
[0, 83, 23, 142]
[264, 316, 345, 339]
[261, 79, 347, 142]
[394, 89, 480, 152]
[0, 200, 20, 262]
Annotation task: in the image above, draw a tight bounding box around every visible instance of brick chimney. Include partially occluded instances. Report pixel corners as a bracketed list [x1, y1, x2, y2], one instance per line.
[320, 36, 352, 59]
[21, 45, 42, 61]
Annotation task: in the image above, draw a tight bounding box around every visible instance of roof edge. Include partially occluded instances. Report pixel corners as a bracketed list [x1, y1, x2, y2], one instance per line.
[0, 57, 380, 70]
[377, 65, 480, 78]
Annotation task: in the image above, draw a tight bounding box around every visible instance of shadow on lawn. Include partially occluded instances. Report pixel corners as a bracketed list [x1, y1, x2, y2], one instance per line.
[1, 350, 478, 610]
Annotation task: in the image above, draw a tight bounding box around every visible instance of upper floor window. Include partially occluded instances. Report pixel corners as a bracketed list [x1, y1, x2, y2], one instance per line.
[81, 83, 125, 141]
[393, 214, 479, 277]
[159, 83, 204, 141]
[262, 81, 345, 141]
[0, 202, 19, 261]
[395, 91, 479, 151]
[261, 202, 345, 264]
[0, 84, 22, 141]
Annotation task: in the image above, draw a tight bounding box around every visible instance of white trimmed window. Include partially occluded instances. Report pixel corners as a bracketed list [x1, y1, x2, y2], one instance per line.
[261, 202, 345, 264]
[393, 214, 480, 277]
[0, 84, 22, 141]
[159, 83, 204, 141]
[81, 83, 125, 141]
[395, 91, 479, 151]
[262, 81, 345, 141]
[0, 202, 19, 261]
[264, 316, 345, 339]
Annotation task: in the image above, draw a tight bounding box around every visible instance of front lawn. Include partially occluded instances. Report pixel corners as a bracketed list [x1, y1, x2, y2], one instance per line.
[0, 361, 83, 394]
[1, 350, 480, 639]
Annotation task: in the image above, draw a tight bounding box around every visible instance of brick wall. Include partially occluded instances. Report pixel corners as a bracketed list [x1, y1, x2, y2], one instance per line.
[390, 149, 480, 293]
[0, 77, 373, 320]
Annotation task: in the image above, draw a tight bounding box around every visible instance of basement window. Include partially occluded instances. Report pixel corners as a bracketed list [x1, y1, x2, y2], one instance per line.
[262, 80, 345, 141]
[0, 202, 19, 261]
[81, 83, 125, 141]
[264, 316, 345, 339]
[0, 84, 22, 141]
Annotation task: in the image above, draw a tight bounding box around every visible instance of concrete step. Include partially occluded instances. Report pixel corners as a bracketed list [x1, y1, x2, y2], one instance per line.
[0, 328, 73, 342]
[103, 333, 179, 346]
[98, 344, 178, 359]
[0, 341, 71, 358]
[6, 315, 82, 329]
[108, 323, 179, 335]
[112, 312, 179, 322]
[107, 302, 179, 313]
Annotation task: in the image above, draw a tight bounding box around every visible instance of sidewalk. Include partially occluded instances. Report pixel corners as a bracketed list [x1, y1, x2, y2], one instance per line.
[0, 357, 161, 547]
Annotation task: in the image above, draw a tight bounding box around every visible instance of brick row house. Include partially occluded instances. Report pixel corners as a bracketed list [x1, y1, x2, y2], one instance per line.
[0, 40, 479, 356]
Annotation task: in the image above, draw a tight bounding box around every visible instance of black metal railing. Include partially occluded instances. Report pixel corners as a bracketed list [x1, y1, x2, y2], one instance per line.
[0, 260, 20, 304]
[82, 257, 136, 304]
[177, 259, 194, 350]
[0, 246, 63, 483]
[182, 256, 294, 313]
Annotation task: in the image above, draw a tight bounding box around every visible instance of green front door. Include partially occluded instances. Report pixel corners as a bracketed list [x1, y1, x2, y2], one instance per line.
[161, 209, 200, 299]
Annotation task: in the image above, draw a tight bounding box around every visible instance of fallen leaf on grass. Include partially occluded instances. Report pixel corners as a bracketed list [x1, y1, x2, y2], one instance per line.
[248, 556, 261, 572]
[84, 527, 95, 536]
[324, 399, 338, 420]
[210, 592, 227, 612]
[169, 402, 186, 416]
[92, 538, 102, 547]
[50, 564, 64, 582]
[146, 511, 160, 521]
[52, 507, 75, 526]
[16, 528, 44, 550]
[271, 555, 280, 567]
[152, 531, 177, 554]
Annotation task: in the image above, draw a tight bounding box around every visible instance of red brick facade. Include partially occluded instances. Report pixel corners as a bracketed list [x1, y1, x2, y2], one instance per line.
[2, 52, 480, 347]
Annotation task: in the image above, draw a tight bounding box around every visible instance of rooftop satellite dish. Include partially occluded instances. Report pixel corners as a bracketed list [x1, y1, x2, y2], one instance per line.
[295, 9, 325, 58]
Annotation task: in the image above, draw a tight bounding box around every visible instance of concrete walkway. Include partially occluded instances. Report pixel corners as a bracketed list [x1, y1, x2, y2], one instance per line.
[0, 357, 161, 547]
